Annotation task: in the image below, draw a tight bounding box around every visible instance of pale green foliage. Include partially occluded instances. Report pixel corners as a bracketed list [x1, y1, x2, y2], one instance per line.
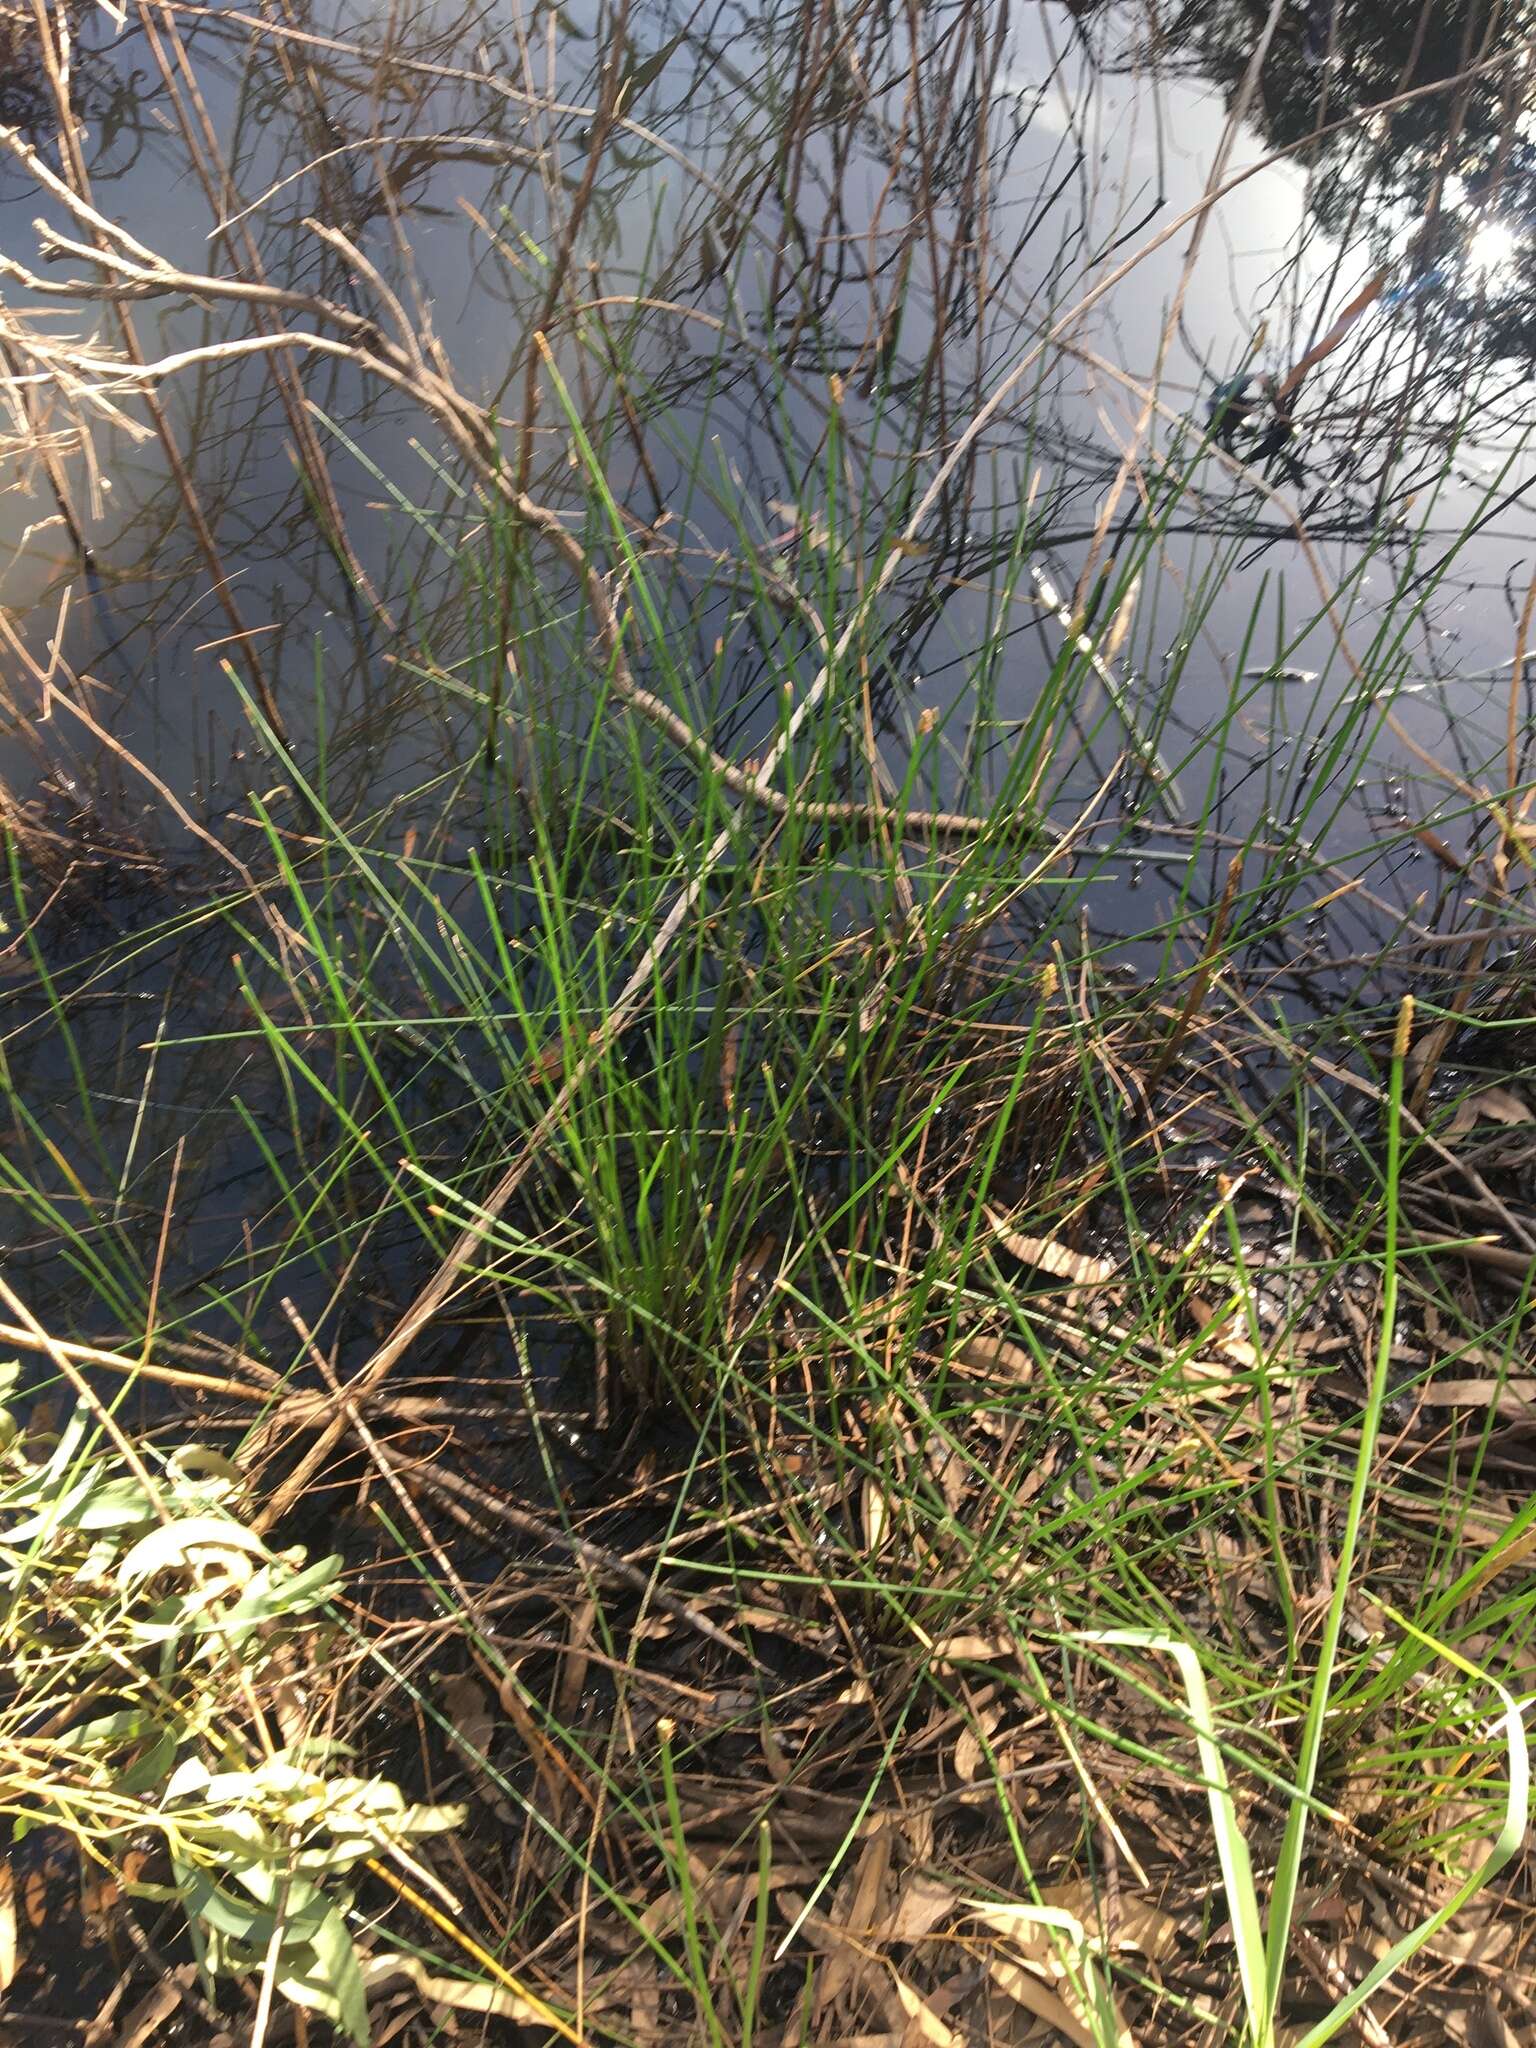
[0, 1363, 464, 2042]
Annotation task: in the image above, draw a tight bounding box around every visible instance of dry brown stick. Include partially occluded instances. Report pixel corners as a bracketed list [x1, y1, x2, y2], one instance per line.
[0, 314, 92, 561]
[139, 0, 395, 630]
[0, 1316, 280, 1402]
[508, 488, 1052, 844]
[399, 1457, 762, 1669]
[259, 1303, 478, 1621]
[247, 1384, 355, 1534]
[215, 132, 532, 242]
[21, 3, 291, 747]
[9, 225, 381, 339]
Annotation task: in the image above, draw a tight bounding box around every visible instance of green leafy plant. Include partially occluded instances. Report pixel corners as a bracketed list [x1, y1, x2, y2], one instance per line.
[0, 1360, 463, 2041]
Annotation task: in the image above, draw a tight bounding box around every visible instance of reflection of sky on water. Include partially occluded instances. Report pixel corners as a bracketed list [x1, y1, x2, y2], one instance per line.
[0, 0, 1529, 875]
[2, 0, 1534, 1350]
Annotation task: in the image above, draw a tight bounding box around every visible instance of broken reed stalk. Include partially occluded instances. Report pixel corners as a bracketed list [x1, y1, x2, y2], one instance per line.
[1144, 851, 1245, 1095]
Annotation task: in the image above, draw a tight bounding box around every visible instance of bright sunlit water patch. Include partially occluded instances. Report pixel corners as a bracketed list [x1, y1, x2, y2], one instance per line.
[1466, 219, 1522, 280]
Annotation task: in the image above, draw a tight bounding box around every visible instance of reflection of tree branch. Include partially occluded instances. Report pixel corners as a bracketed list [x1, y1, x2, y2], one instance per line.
[4, 9, 292, 747]
[514, 0, 630, 492]
[212, 133, 536, 240]
[6, 217, 1028, 844]
[1059, 333, 1490, 804]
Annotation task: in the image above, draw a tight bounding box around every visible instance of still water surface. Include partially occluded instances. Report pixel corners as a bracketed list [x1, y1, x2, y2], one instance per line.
[1, 0, 1532, 1352]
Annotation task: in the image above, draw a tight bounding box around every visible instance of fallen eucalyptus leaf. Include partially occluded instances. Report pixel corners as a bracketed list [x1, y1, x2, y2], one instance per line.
[362, 1951, 567, 2027]
[984, 1208, 1118, 1289]
[956, 1332, 1034, 1380]
[1446, 1085, 1534, 1138]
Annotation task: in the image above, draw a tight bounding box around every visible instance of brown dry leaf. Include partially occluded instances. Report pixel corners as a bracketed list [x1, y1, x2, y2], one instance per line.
[113, 1975, 182, 2048]
[1461, 1517, 1536, 1603]
[956, 1332, 1034, 1381]
[883, 1874, 956, 1945]
[1465, 1995, 1520, 2048]
[728, 1233, 779, 1332]
[639, 1851, 717, 1939]
[954, 1704, 1003, 1784]
[1446, 1085, 1534, 1138]
[925, 1440, 969, 1515]
[734, 1603, 806, 1638]
[1217, 1338, 1261, 1372]
[931, 1631, 1013, 1666]
[1421, 1913, 1515, 1967]
[1177, 1346, 1251, 1389]
[1292, 1926, 1391, 2048]
[864, 1477, 893, 1552]
[973, 1896, 1166, 1965]
[776, 1891, 858, 1961]
[361, 1952, 562, 2027]
[1418, 1377, 1536, 1420]
[767, 498, 840, 559]
[814, 1825, 893, 2018]
[1423, 1306, 1517, 1375]
[1185, 1294, 1227, 1335]
[1100, 575, 1141, 669]
[760, 1715, 792, 1784]
[890, 1968, 966, 2046]
[627, 1613, 681, 1642]
[1182, 1290, 1263, 1372]
[628, 1953, 661, 2043]
[984, 1207, 1118, 1290]
[1038, 1883, 1177, 1962]
[970, 1890, 1171, 2046]
[557, 1598, 597, 1721]
[440, 1673, 494, 1760]
[987, 1956, 1132, 2048]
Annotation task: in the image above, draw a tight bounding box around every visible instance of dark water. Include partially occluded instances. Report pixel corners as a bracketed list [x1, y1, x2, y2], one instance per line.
[2, 0, 1533, 1363]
